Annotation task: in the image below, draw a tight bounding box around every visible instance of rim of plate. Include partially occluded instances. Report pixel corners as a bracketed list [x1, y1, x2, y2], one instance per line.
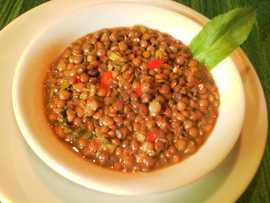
[12, 0, 246, 196]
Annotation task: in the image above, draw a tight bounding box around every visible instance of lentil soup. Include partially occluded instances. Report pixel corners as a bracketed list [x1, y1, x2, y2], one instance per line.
[44, 26, 219, 172]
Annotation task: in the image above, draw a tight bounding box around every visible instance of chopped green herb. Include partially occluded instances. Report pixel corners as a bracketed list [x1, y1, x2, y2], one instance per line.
[60, 81, 70, 90]
[58, 109, 67, 124]
[82, 88, 91, 92]
[109, 52, 121, 61]
[74, 127, 96, 140]
[77, 127, 88, 137]
[138, 25, 146, 33]
[155, 49, 167, 60]
[63, 126, 73, 134]
[99, 137, 111, 144]
[59, 109, 67, 117]
[113, 61, 125, 67]
[83, 131, 96, 140]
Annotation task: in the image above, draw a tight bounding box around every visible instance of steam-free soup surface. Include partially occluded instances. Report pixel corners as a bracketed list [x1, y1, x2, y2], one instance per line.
[44, 26, 219, 172]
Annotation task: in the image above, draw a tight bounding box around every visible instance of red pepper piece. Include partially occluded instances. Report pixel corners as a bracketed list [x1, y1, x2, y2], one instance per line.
[147, 58, 164, 70]
[136, 86, 142, 97]
[101, 72, 113, 85]
[148, 131, 157, 143]
[99, 57, 104, 61]
[75, 74, 82, 83]
[169, 38, 175, 44]
[195, 79, 201, 85]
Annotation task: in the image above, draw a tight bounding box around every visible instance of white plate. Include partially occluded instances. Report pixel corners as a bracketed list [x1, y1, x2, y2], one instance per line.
[12, 2, 246, 195]
[0, 0, 267, 202]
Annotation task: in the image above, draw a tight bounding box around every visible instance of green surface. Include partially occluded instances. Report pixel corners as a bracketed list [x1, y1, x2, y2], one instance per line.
[0, 0, 269, 202]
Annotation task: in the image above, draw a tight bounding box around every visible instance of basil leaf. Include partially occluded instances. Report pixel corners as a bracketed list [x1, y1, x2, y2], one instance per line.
[189, 8, 256, 70]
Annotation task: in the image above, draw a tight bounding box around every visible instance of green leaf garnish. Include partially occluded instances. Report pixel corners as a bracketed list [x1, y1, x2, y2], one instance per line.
[189, 8, 256, 70]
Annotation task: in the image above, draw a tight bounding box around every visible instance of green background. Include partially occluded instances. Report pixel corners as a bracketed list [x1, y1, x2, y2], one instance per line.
[0, 0, 269, 202]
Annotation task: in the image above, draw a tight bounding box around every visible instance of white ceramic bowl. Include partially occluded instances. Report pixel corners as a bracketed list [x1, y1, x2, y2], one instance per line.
[12, 2, 245, 195]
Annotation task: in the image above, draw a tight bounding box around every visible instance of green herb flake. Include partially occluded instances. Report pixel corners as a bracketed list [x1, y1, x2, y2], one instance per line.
[59, 109, 67, 117]
[82, 88, 91, 92]
[58, 109, 67, 124]
[60, 81, 70, 90]
[189, 8, 256, 70]
[113, 61, 125, 67]
[77, 127, 88, 137]
[63, 126, 73, 134]
[99, 137, 111, 144]
[83, 131, 96, 140]
[74, 127, 96, 140]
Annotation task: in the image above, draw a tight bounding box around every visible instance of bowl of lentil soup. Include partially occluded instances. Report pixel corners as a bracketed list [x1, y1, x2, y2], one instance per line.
[12, 2, 245, 195]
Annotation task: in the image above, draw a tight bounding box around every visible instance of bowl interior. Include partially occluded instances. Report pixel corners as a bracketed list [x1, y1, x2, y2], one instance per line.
[12, 2, 245, 195]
